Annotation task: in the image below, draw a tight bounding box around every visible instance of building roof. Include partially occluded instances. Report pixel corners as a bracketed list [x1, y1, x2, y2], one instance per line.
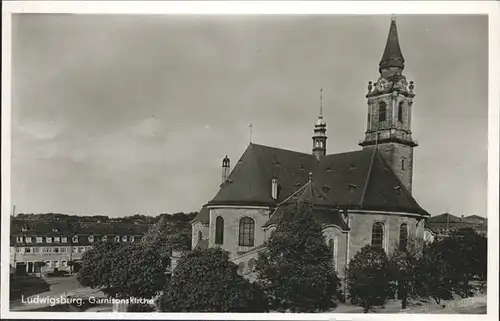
[10, 219, 150, 235]
[428, 213, 462, 223]
[379, 18, 405, 71]
[263, 178, 349, 230]
[207, 144, 429, 216]
[191, 207, 210, 224]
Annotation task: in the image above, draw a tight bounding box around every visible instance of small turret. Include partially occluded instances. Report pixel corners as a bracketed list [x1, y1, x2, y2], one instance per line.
[221, 155, 230, 184]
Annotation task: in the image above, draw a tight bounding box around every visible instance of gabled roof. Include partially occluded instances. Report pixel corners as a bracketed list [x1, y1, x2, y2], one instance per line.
[263, 179, 349, 230]
[429, 213, 462, 223]
[207, 144, 429, 216]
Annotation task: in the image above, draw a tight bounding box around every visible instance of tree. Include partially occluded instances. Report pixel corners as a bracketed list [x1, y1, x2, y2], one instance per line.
[414, 240, 454, 304]
[347, 245, 392, 313]
[255, 203, 341, 312]
[158, 248, 266, 312]
[388, 237, 424, 309]
[77, 241, 167, 299]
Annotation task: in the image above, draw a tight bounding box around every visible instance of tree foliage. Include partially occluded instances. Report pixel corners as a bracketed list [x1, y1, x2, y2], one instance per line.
[388, 237, 424, 309]
[158, 248, 266, 312]
[255, 203, 340, 312]
[77, 241, 166, 299]
[347, 245, 392, 313]
[415, 228, 487, 302]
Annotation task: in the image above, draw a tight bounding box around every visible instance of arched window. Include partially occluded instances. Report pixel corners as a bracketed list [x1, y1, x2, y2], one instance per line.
[248, 258, 256, 272]
[371, 222, 384, 248]
[198, 231, 202, 243]
[215, 216, 224, 245]
[398, 102, 404, 122]
[378, 102, 387, 122]
[399, 223, 408, 250]
[328, 239, 336, 269]
[239, 217, 255, 246]
[237, 262, 245, 275]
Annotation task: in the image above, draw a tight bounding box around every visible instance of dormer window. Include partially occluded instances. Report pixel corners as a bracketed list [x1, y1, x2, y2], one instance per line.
[54, 236, 61, 243]
[72, 235, 78, 243]
[271, 178, 279, 200]
[88, 235, 94, 243]
[52, 228, 59, 232]
[115, 236, 120, 242]
[122, 236, 128, 242]
[16, 236, 23, 243]
[348, 184, 357, 193]
[25, 236, 32, 243]
[61, 237, 67, 243]
[36, 236, 43, 243]
[102, 235, 108, 242]
[46, 237, 52, 243]
[21, 227, 28, 232]
[130, 236, 135, 243]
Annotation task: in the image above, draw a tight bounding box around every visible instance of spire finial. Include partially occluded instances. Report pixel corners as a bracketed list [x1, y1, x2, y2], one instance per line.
[391, 14, 397, 22]
[308, 172, 313, 182]
[249, 123, 253, 143]
[319, 88, 323, 117]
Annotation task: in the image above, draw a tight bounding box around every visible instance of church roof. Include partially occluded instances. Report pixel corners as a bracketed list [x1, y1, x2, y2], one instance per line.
[263, 179, 349, 230]
[207, 143, 429, 216]
[191, 207, 210, 224]
[379, 18, 405, 71]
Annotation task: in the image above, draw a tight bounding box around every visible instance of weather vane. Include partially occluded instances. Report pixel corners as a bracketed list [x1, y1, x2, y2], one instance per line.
[320, 88, 323, 117]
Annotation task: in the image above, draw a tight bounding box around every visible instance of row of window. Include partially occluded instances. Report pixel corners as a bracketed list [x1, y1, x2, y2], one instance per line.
[371, 222, 409, 251]
[213, 216, 255, 247]
[16, 235, 138, 244]
[369, 101, 405, 123]
[15, 246, 92, 254]
[16, 260, 70, 269]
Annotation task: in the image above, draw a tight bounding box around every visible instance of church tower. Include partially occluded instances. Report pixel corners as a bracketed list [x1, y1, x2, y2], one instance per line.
[313, 88, 327, 160]
[359, 17, 417, 193]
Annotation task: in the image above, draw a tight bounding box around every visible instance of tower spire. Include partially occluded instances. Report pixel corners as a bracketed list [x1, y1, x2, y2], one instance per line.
[379, 15, 405, 73]
[312, 88, 327, 160]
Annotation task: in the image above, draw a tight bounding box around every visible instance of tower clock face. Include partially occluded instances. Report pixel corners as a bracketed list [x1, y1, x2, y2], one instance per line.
[377, 78, 390, 91]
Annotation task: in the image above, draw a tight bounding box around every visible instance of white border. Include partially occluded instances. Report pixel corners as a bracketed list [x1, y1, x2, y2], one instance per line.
[2, 1, 499, 320]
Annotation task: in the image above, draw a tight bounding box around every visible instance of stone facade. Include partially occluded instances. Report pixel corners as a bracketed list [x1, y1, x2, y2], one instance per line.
[191, 221, 209, 249]
[346, 211, 424, 261]
[207, 207, 272, 259]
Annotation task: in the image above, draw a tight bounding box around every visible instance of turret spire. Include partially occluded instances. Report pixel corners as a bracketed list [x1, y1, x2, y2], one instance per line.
[379, 16, 405, 73]
[312, 88, 327, 160]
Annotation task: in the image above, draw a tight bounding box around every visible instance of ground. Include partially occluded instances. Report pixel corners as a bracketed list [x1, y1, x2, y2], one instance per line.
[10, 275, 110, 312]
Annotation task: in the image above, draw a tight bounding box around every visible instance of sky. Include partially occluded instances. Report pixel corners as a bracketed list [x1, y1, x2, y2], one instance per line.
[11, 14, 488, 217]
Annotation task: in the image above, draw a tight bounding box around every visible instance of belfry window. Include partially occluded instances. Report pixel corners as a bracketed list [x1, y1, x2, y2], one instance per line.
[215, 216, 224, 245]
[399, 223, 408, 251]
[371, 222, 384, 248]
[378, 102, 387, 122]
[398, 102, 404, 122]
[239, 217, 255, 247]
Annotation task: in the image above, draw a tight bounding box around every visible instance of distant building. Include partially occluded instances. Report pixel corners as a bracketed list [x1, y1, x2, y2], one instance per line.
[424, 212, 487, 239]
[10, 219, 151, 274]
[190, 18, 431, 279]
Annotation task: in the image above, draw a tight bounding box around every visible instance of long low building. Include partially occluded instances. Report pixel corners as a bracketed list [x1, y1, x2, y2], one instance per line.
[10, 219, 151, 274]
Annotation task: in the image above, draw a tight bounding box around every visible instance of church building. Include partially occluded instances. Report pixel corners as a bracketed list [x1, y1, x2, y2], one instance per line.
[190, 18, 430, 279]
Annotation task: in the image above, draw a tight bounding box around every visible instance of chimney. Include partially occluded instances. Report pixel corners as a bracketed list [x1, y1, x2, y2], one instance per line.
[271, 178, 279, 200]
[221, 155, 230, 185]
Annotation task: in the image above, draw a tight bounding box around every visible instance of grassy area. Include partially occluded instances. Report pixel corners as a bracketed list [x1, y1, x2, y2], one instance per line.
[10, 275, 50, 301]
